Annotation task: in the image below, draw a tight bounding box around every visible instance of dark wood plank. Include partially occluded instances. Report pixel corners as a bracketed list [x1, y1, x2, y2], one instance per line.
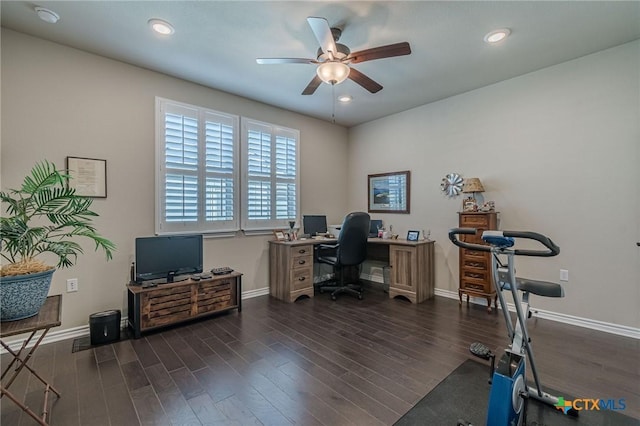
[4, 290, 637, 425]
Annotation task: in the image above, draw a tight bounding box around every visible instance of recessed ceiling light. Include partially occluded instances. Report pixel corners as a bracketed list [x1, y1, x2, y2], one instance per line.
[484, 28, 511, 44]
[148, 19, 175, 36]
[35, 7, 60, 24]
[338, 95, 352, 103]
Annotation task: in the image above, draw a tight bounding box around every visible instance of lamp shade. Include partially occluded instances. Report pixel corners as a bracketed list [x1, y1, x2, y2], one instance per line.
[316, 62, 350, 85]
[462, 178, 485, 193]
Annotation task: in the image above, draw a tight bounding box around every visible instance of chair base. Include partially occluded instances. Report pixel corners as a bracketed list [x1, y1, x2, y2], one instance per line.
[316, 280, 363, 301]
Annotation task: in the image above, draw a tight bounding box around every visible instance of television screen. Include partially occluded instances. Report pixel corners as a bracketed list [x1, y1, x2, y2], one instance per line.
[135, 234, 203, 283]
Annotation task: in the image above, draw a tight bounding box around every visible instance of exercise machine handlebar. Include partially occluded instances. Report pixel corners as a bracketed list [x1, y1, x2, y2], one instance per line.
[448, 228, 560, 257]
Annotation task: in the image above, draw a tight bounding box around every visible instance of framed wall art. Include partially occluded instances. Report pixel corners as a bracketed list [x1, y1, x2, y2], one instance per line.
[66, 156, 107, 198]
[368, 170, 410, 214]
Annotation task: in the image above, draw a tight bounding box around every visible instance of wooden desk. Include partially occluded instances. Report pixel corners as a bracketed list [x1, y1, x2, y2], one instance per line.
[1, 294, 62, 425]
[269, 238, 434, 303]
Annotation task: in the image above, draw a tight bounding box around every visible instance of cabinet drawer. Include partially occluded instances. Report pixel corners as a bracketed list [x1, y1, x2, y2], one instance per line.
[142, 286, 192, 328]
[462, 268, 489, 282]
[197, 280, 232, 314]
[463, 248, 487, 259]
[461, 279, 491, 293]
[291, 253, 312, 269]
[462, 258, 488, 271]
[460, 214, 489, 227]
[291, 267, 313, 291]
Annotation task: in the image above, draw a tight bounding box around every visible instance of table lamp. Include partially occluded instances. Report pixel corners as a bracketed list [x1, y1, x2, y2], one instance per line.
[462, 177, 485, 211]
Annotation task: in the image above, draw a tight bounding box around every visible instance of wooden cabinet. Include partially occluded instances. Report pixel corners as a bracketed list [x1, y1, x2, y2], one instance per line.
[458, 212, 498, 312]
[269, 242, 314, 302]
[127, 272, 242, 338]
[387, 241, 434, 303]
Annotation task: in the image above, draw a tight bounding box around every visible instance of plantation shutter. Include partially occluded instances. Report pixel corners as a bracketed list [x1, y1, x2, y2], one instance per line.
[241, 118, 299, 231]
[156, 98, 239, 234]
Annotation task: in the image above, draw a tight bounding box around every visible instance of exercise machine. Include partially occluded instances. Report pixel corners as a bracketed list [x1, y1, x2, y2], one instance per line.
[449, 228, 575, 426]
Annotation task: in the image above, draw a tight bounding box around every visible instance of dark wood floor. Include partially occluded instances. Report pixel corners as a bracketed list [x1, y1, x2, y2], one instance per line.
[2, 288, 639, 425]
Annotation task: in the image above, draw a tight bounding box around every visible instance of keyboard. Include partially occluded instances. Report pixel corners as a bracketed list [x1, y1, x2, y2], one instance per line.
[211, 266, 234, 275]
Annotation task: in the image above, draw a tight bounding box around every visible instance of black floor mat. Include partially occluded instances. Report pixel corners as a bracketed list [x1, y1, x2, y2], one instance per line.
[394, 359, 638, 426]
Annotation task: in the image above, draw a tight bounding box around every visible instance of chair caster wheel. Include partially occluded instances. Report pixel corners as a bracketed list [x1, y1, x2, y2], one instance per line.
[357, 294, 363, 300]
[331, 295, 337, 301]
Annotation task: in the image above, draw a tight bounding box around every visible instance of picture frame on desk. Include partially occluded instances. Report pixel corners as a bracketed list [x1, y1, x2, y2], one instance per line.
[368, 170, 410, 214]
[273, 230, 287, 241]
[407, 230, 420, 241]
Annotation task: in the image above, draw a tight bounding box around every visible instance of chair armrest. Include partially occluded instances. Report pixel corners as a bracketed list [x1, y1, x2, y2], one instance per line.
[318, 243, 339, 250]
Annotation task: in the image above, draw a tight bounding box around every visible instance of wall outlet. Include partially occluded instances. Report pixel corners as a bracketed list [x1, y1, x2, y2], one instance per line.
[67, 278, 78, 292]
[560, 269, 569, 282]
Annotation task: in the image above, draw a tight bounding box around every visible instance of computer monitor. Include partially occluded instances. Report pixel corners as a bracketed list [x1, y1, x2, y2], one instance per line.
[303, 215, 328, 236]
[369, 219, 383, 237]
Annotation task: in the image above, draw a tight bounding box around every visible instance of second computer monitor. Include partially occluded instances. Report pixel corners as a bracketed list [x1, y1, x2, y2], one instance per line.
[303, 215, 328, 236]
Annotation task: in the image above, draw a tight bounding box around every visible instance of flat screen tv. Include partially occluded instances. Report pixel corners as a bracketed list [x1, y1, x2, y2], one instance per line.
[135, 234, 203, 283]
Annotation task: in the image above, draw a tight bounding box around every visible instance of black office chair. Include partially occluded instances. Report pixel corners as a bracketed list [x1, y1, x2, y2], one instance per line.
[316, 212, 371, 300]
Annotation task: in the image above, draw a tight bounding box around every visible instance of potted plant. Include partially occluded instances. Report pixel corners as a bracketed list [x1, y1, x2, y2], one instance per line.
[1, 160, 115, 321]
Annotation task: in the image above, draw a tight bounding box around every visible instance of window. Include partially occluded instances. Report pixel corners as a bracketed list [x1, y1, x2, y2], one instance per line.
[155, 98, 299, 235]
[156, 98, 239, 234]
[241, 118, 299, 231]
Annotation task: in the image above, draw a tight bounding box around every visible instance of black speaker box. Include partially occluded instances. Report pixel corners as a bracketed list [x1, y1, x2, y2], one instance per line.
[89, 309, 121, 345]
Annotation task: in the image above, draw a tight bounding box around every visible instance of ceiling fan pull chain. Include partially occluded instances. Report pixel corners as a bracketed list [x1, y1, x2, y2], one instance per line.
[331, 83, 336, 124]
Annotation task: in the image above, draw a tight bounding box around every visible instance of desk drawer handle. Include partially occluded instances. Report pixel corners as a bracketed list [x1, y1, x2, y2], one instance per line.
[298, 249, 307, 254]
[298, 260, 306, 265]
[298, 277, 306, 281]
[467, 273, 482, 279]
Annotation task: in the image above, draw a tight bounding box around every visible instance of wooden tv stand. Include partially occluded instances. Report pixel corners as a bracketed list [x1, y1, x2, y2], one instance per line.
[127, 272, 242, 338]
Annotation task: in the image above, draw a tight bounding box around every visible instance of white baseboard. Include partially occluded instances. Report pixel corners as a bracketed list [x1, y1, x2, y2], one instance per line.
[4, 284, 637, 353]
[434, 288, 640, 340]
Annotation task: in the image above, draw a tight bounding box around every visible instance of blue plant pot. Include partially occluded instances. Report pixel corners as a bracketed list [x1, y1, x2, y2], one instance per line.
[1, 269, 55, 321]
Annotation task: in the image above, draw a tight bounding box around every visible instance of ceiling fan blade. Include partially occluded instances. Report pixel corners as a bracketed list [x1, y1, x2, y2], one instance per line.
[348, 42, 412, 64]
[307, 17, 337, 58]
[256, 58, 317, 65]
[302, 75, 323, 95]
[348, 68, 383, 93]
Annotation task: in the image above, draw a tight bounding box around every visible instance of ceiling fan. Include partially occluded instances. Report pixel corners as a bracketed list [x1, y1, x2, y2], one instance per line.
[256, 17, 411, 95]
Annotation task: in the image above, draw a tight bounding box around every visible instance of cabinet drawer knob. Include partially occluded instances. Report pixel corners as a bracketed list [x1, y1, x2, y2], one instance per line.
[298, 249, 307, 254]
[298, 277, 306, 281]
[298, 260, 306, 265]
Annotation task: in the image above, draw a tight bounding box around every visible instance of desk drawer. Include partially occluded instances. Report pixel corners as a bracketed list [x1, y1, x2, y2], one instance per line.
[290, 253, 312, 269]
[291, 267, 313, 291]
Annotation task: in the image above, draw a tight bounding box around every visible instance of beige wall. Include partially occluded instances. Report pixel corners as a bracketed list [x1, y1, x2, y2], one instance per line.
[348, 41, 640, 329]
[1, 29, 349, 328]
[2, 29, 638, 332]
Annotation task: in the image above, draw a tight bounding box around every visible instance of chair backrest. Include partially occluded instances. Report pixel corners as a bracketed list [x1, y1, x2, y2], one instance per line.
[336, 212, 371, 266]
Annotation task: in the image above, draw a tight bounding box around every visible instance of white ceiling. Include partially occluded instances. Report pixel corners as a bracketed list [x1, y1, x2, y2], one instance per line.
[2, 1, 639, 127]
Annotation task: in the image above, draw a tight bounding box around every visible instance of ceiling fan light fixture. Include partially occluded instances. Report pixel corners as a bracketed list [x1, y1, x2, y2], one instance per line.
[316, 61, 350, 85]
[338, 95, 352, 103]
[484, 28, 511, 44]
[149, 18, 175, 36]
[35, 7, 60, 24]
